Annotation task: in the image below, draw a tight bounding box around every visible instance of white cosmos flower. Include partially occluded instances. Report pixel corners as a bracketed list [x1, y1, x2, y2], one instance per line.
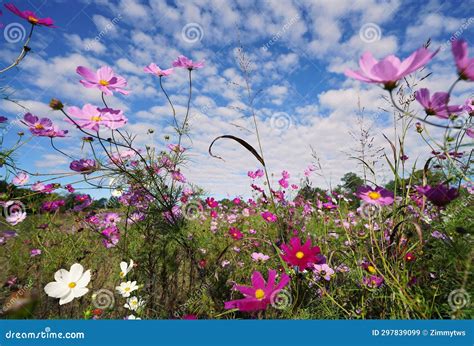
[44, 263, 91, 305]
[126, 314, 141, 320]
[116, 281, 138, 298]
[124, 296, 145, 311]
[119, 259, 134, 278]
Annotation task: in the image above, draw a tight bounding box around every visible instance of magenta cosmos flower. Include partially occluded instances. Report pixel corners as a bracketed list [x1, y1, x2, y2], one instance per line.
[416, 184, 458, 207]
[172, 55, 205, 70]
[224, 269, 290, 312]
[357, 186, 394, 206]
[4, 3, 54, 27]
[280, 237, 324, 271]
[261, 211, 277, 223]
[415, 88, 462, 119]
[229, 227, 243, 240]
[143, 63, 173, 77]
[76, 66, 129, 95]
[452, 40, 474, 81]
[345, 47, 438, 90]
[67, 104, 128, 131]
[70, 159, 98, 173]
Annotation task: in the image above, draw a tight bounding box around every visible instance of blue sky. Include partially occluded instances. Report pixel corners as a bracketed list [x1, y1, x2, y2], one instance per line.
[0, 0, 472, 199]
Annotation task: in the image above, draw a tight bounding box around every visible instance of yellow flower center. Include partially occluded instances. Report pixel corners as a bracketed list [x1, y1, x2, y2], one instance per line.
[91, 116, 102, 122]
[68, 282, 77, 288]
[367, 265, 376, 274]
[295, 251, 304, 259]
[120, 271, 125, 278]
[125, 287, 131, 292]
[368, 191, 381, 200]
[255, 289, 265, 300]
[99, 80, 109, 86]
[34, 124, 44, 129]
[28, 16, 39, 24]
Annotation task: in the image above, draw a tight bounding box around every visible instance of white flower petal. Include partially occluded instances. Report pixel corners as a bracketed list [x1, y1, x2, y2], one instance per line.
[54, 269, 70, 283]
[59, 291, 75, 305]
[44, 282, 69, 298]
[69, 263, 84, 282]
[76, 270, 91, 288]
[72, 287, 89, 298]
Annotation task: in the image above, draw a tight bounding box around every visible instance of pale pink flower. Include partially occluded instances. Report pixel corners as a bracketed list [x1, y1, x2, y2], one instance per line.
[345, 47, 439, 89]
[143, 63, 173, 77]
[76, 66, 129, 95]
[12, 172, 29, 186]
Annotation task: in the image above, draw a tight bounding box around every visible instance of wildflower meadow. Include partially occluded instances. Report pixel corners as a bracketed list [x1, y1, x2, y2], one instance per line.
[0, 0, 472, 327]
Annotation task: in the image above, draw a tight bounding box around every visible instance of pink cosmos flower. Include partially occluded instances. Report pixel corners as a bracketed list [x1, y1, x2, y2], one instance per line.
[261, 211, 277, 223]
[172, 55, 205, 70]
[363, 275, 384, 288]
[229, 227, 243, 240]
[23, 113, 53, 135]
[313, 264, 335, 281]
[4, 3, 54, 27]
[357, 186, 394, 206]
[41, 200, 65, 212]
[76, 66, 129, 95]
[67, 104, 128, 131]
[464, 98, 474, 116]
[415, 88, 462, 119]
[43, 125, 68, 138]
[206, 197, 219, 208]
[12, 172, 29, 186]
[451, 39, 474, 81]
[251, 252, 270, 262]
[248, 169, 264, 179]
[171, 170, 186, 183]
[30, 248, 42, 257]
[144, 63, 173, 77]
[101, 226, 120, 248]
[70, 159, 98, 173]
[345, 47, 439, 90]
[280, 237, 325, 271]
[224, 269, 290, 312]
[65, 184, 75, 193]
